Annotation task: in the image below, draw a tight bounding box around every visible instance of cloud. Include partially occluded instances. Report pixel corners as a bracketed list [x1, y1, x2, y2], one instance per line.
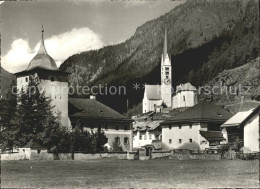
[2, 27, 104, 73]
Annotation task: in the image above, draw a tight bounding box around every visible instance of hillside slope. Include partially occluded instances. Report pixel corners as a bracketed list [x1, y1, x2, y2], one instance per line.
[1, 67, 15, 97]
[199, 57, 260, 104]
[60, 0, 259, 113]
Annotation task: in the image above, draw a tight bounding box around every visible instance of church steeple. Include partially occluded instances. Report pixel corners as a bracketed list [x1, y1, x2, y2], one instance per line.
[163, 27, 167, 62]
[38, 25, 48, 55]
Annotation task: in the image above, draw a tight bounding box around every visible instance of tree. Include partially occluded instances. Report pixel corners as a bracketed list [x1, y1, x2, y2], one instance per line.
[0, 81, 18, 151]
[15, 76, 67, 150]
[112, 136, 123, 152]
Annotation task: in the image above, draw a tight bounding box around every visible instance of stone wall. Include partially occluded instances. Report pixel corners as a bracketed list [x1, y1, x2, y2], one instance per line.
[174, 153, 221, 160]
[151, 151, 172, 159]
[1, 153, 27, 160]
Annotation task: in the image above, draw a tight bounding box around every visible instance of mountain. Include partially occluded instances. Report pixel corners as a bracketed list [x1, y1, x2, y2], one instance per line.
[199, 57, 260, 103]
[60, 0, 259, 113]
[1, 67, 15, 98]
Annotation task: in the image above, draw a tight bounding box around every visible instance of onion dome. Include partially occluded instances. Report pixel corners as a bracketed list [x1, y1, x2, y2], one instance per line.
[26, 26, 59, 71]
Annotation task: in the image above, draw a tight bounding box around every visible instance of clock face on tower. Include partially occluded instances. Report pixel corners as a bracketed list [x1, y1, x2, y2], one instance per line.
[164, 78, 171, 85]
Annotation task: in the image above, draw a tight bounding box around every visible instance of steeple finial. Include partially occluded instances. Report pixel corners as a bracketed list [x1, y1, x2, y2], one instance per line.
[38, 25, 47, 54]
[163, 27, 167, 61]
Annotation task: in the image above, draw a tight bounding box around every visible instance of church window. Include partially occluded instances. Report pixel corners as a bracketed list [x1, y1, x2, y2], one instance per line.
[25, 77, 28, 82]
[169, 139, 172, 144]
[124, 137, 129, 144]
[144, 135, 147, 140]
[149, 135, 152, 139]
[179, 139, 182, 144]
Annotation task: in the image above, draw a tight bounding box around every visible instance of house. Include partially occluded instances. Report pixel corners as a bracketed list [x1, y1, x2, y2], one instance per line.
[69, 98, 133, 151]
[221, 105, 260, 152]
[132, 120, 162, 149]
[161, 101, 233, 151]
[142, 28, 197, 113]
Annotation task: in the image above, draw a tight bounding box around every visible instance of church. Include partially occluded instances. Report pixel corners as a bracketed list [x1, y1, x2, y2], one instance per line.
[142, 29, 197, 113]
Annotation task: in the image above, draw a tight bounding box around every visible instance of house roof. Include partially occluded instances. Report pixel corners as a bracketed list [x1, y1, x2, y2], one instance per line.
[133, 120, 162, 132]
[69, 98, 133, 122]
[144, 85, 161, 100]
[176, 82, 196, 93]
[162, 101, 233, 124]
[221, 105, 260, 128]
[200, 130, 225, 142]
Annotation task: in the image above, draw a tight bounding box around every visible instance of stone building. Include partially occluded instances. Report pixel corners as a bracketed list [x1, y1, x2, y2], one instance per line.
[161, 101, 233, 151]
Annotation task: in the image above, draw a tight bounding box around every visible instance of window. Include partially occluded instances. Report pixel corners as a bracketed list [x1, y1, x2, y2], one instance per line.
[189, 139, 192, 143]
[124, 137, 129, 144]
[115, 137, 120, 144]
[179, 125, 182, 129]
[169, 125, 172, 130]
[169, 139, 172, 144]
[37, 150, 41, 154]
[50, 77, 55, 82]
[165, 67, 169, 71]
[116, 125, 119, 130]
[105, 124, 108, 130]
[144, 135, 147, 140]
[149, 135, 152, 140]
[179, 139, 182, 144]
[139, 135, 142, 140]
[189, 124, 192, 129]
[25, 77, 28, 82]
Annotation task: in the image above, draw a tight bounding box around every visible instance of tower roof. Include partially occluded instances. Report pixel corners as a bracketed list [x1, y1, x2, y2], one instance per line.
[163, 27, 167, 62]
[26, 26, 59, 71]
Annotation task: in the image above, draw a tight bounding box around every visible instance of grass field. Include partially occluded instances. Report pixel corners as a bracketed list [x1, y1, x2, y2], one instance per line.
[1, 159, 259, 188]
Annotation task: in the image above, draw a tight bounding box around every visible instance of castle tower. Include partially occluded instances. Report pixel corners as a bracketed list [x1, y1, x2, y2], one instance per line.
[161, 28, 172, 107]
[15, 26, 70, 130]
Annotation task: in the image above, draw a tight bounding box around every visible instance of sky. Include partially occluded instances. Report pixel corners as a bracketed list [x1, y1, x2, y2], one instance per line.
[1, 0, 185, 73]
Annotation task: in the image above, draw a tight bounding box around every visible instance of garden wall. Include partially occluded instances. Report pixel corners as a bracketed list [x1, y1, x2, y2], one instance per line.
[174, 153, 221, 160]
[151, 151, 172, 159]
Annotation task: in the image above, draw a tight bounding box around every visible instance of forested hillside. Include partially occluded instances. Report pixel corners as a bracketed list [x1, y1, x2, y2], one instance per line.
[60, 0, 259, 113]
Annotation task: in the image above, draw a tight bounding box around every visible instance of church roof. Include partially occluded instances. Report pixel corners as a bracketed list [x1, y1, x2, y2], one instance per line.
[69, 98, 133, 122]
[176, 82, 196, 93]
[162, 101, 233, 124]
[144, 85, 161, 100]
[26, 28, 59, 71]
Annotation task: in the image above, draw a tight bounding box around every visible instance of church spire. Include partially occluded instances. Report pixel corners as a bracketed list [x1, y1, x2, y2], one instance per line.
[163, 27, 167, 62]
[38, 25, 47, 54]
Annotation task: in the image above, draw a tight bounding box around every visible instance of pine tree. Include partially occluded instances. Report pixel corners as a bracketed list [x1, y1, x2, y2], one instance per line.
[0, 81, 18, 151]
[16, 76, 67, 150]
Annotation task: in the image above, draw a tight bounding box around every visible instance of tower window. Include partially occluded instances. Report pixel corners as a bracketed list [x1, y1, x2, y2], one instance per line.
[179, 139, 182, 144]
[169, 139, 172, 144]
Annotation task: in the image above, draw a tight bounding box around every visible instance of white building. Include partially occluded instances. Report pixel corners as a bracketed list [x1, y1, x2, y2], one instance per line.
[142, 28, 197, 113]
[161, 101, 233, 151]
[133, 120, 162, 149]
[221, 105, 260, 152]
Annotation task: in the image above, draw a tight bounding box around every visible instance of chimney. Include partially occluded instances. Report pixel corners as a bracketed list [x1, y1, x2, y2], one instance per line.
[90, 95, 96, 100]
